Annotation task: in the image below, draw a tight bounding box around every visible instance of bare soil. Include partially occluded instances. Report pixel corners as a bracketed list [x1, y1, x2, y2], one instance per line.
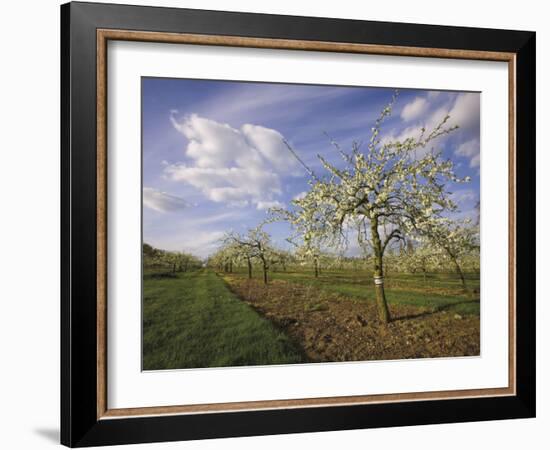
[223, 275, 480, 362]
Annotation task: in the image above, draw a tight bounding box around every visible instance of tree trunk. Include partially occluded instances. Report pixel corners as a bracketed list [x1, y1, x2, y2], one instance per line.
[370, 219, 391, 323]
[451, 257, 467, 289]
[258, 255, 268, 284]
[314, 258, 319, 278]
[247, 257, 252, 279]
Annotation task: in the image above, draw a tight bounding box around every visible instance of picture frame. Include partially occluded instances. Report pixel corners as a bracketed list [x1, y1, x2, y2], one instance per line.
[61, 1, 536, 447]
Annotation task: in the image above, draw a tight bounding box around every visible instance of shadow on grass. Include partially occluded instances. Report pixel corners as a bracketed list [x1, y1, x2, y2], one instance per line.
[143, 272, 177, 280]
[392, 298, 480, 322]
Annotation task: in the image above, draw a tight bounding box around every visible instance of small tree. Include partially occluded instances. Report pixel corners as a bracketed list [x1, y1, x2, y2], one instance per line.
[270, 249, 294, 272]
[295, 242, 322, 277]
[143, 244, 202, 275]
[230, 240, 256, 278]
[400, 240, 439, 285]
[421, 219, 479, 289]
[225, 225, 274, 284]
[270, 192, 326, 278]
[208, 245, 238, 273]
[274, 93, 469, 323]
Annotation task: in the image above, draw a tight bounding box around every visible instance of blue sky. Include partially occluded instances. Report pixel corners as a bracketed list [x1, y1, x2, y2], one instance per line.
[142, 78, 480, 258]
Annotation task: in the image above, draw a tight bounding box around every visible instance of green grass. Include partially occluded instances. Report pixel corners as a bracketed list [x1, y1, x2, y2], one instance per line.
[234, 268, 480, 316]
[143, 269, 305, 370]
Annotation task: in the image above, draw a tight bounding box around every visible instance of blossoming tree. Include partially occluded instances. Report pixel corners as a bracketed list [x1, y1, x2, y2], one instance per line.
[274, 93, 469, 323]
[419, 218, 479, 289]
[224, 225, 275, 284]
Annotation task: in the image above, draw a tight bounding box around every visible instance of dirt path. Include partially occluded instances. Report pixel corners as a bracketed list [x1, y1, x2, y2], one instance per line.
[223, 275, 480, 363]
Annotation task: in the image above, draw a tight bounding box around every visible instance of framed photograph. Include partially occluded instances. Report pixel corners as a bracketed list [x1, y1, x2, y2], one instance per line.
[61, 1, 536, 447]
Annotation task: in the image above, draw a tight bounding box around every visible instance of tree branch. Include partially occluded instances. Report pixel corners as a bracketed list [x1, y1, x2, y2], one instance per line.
[382, 229, 403, 254]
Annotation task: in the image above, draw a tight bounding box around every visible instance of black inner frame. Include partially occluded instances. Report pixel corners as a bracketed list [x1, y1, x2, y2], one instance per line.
[61, 2, 536, 447]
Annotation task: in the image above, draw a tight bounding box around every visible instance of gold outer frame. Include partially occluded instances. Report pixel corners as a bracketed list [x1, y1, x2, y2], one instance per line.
[96, 29, 516, 420]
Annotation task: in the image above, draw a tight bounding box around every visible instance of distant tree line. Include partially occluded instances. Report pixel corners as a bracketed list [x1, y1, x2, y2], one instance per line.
[208, 223, 479, 287]
[143, 243, 203, 275]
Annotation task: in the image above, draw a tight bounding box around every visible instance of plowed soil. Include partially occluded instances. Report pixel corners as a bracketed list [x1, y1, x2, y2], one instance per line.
[223, 275, 480, 362]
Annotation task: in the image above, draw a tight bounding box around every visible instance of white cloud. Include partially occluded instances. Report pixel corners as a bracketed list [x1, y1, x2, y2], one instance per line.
[183, 211, 244, 227]
[183, 231, 226, 257]
[382, 105, 448, 152]
[143, 209, 246, 258]
[293, 191, 307, 201]
[256, 200, 285, 210]
[455, 138, 480, 168]
[195, 83, 350, 126]
[167, 114, 296, 208]
[143, 187, 187, 213]
[148, 230, 225, 259]
[164, 165, 281, 205]
[456, 138, 479, 157]
[383, 93, 480, 162]
[451, 189, 477, 205]
[241, 124, 297, 171]
[400, 97, 428, 121]
[419, 92, 479, 132]
[394, 93, 479, 141]
[447, 93, 480, 130]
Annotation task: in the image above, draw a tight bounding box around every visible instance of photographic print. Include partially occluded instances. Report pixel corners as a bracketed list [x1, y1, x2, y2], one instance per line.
[142, 78, 481, 371]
